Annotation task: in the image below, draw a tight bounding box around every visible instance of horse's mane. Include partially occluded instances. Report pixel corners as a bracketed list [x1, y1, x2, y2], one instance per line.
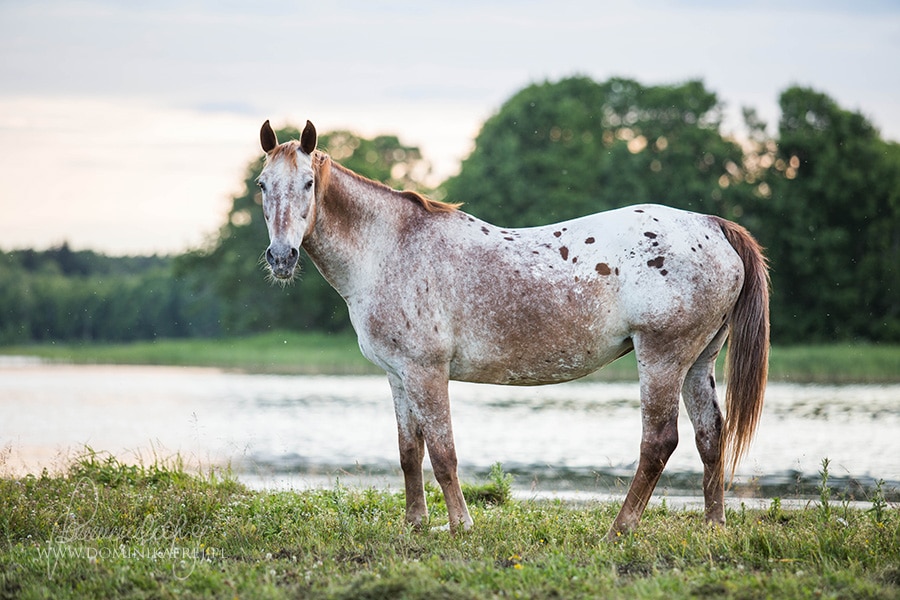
[317, 151, 462, 214]
[268, 142, 461, 213]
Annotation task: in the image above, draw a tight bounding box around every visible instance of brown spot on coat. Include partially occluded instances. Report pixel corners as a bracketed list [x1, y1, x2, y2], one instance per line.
[481, 226, 490, 235]
[595, 263, 611, 275]
[553, 231, 562, 238]
[647, 256, 665, 269]
[585, 237, 595, 244]
[644, 232, 657, 239]
[560, 246, 569, 260]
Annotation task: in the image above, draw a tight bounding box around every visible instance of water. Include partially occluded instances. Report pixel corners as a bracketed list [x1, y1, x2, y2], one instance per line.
[2, 360, 898, 502]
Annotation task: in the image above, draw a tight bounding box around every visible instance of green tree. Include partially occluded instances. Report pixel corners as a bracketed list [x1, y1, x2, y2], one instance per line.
[0, 248, 207, 343]
[756, 87, 900, 342]
[175, 125, 431, 335]
[5, 83, 896, 344]
[0, 252, 34, 343]
[441, 76, 756, 227]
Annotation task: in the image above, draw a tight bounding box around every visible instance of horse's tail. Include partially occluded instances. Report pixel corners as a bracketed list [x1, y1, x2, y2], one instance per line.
[713, 216, 770, 480]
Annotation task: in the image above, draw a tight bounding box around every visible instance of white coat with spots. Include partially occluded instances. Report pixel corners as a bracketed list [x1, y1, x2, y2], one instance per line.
[257, 120, 770, 538]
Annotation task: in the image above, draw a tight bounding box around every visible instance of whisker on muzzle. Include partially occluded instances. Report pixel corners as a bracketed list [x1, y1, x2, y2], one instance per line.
[259, 250, 301, 287]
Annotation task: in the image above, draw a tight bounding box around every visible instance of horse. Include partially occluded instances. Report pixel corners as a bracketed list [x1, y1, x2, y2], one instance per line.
[256, 120, 769, 538]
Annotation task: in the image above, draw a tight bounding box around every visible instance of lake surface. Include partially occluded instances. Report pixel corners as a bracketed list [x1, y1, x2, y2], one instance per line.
[2, 359, 898, 503]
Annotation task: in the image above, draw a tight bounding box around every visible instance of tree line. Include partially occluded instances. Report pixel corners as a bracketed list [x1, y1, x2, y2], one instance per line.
[1, 76, 897, 345]
[0, 245, 219, 343]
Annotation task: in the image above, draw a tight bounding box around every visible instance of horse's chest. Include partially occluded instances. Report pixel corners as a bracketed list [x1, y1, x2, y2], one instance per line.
[349, 279, 453, 372]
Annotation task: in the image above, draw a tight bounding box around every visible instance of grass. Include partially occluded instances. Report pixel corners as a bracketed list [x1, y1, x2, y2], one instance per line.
[766, 344, 900, 384]
[1, 452, 898, 599]
[0, 331, 379, 375]
[3, 332, 900, 383]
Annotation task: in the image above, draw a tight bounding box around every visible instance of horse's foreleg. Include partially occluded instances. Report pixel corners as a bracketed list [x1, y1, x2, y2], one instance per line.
[403, 369, 472, 533]
[397, 418, 428, 528]
[426, 430, 472, 533]
[389, 375, 428, 528]
[608, 372, 681, 540]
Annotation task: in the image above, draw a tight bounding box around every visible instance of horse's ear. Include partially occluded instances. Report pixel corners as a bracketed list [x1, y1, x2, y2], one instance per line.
[260, 120, 278, 153]
[300, 120, 317, 155]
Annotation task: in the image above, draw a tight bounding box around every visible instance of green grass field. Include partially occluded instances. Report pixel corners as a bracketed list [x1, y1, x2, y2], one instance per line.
[3, 331, 900, 383]
[3, 336, 898, 597]
[1, 453, 897, 599]
[0, 332, 378, 375]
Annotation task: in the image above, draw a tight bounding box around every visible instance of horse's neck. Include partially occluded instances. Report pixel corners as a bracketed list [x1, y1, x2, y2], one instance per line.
[303, 164, 406, 296]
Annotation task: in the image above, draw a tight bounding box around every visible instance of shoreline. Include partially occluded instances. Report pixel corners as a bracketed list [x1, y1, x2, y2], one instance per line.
[2, 333, 900, 384]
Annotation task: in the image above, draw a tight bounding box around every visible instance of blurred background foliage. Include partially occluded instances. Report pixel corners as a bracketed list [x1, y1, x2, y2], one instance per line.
[1, 76, 897, 344]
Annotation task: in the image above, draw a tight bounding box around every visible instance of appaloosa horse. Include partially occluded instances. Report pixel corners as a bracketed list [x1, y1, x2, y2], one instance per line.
[257, 120, 769, 538]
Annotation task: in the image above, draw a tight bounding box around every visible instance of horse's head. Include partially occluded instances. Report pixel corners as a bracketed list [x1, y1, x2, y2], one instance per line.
[257, 119, 318, 280]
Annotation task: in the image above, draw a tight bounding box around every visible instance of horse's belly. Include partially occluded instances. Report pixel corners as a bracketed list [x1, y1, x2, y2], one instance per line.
[449, 328, 631, 386]
[445, 253, 630, 385]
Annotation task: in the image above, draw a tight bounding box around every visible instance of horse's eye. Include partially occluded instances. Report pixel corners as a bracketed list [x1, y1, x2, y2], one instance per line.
[257, 180, 266, 192]
[304, 180, 313, 191]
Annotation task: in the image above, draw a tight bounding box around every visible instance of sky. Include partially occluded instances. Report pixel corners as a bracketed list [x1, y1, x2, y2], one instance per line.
[1, 1, 898, 255]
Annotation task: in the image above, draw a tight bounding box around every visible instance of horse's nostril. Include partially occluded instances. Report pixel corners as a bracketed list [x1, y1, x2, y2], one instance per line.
[265, 245, 299, 275]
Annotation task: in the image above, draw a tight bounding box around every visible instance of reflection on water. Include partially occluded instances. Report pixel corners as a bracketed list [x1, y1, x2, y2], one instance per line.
[1, 360, 898, 501]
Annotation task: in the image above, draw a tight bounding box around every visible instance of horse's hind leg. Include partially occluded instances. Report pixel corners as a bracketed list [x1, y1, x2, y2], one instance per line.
[608, 335, 685, 539]
[682, 326, 729, 525]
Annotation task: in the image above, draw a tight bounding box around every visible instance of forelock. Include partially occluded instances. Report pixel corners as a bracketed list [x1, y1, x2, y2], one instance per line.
[266, 141, 310, 170]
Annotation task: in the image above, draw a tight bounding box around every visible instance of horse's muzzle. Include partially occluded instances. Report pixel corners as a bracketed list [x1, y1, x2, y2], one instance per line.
[266, 244, 300, 279]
